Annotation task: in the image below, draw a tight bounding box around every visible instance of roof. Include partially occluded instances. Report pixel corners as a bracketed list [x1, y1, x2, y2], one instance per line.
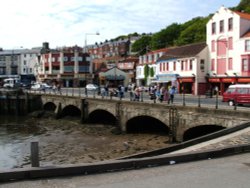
[242, 30, 250, 38]
[157, 42, 207, 62]
[234, 11, 250, 20]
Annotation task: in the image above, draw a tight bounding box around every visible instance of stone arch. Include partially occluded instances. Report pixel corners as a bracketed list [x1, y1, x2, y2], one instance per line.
[88, 109, 117, 125]
[43, 102, 56, 111]
[61, 105, 81, 118]
[183, 124, 226, 141]
[126, 115, 170, 134]
[88, 106, 116, 118]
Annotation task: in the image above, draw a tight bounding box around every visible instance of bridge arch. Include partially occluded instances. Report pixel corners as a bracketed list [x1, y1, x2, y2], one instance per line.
[43, 102, 57, 111]
[61, 105, 81, 118]
[88, 109, 117, 125]
[183, 124, 226, 141]
[126, 115, 170, 134]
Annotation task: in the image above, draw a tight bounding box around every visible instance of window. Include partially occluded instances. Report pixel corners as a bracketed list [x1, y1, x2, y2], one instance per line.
[181, 61, 184, 71]
[242, 59, 249, 71]
[166, 62, 169, 71]
[173, 61, 176, 71]
[220, 20, 224, 33]
[237, 88, 248, 94]
[228, 18, 233, 31]
[189, 60, 193, 70]
[228, 37, 233, 50]
[211, 59, 215, 71]
[200, 59, 205, 72]
[160, 63, 162, 71]
[64, 57, 68, 61]
[245, 40, 250, 51]
[212, 22, 216, 34]
[211, 40, 215, 52]
[228, 58, 233, 70]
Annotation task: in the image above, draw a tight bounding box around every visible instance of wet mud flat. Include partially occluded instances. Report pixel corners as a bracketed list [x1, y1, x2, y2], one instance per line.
[0, 114, 170, 169]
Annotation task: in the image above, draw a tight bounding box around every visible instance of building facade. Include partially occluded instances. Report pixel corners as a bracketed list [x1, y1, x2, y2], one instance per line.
[155, 43, 208, 95]
[136, 48, 168, 86]
[38, 45, 91, 87]
[207, 6, 250, 94]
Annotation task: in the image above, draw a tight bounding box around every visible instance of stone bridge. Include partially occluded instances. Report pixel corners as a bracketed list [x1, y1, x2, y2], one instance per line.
[38, 94, 250, 142]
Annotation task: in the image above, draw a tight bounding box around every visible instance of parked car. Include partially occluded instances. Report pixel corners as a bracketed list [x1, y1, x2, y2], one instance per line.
[31, 83, 52, 90]
[222, 84, 250, 106]
[86, 84, 99, 91]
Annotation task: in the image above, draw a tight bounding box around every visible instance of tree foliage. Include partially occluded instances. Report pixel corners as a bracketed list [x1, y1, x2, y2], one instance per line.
[149, 67, 155, 77]
[175, 17, 210, 46]
[131, 35, 152, 55]
[128, 0, 248, 55]
[150, 23, 182, 50]
[231, 0, 250, 13]
[144, 64, 149, 79]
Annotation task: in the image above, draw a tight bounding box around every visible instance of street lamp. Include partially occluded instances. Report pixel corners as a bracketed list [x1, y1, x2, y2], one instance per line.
[84, 32, 100, 86]
[84, 32, 100, 53]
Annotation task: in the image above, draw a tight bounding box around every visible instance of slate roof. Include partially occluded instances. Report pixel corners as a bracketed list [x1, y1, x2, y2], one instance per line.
[157, 42, 207, 62]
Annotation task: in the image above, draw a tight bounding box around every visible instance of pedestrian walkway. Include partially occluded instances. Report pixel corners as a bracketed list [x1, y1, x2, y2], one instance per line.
[170, 126, 250, 154]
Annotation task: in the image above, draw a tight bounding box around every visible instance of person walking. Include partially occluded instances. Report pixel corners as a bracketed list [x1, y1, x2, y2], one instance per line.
[168, 86, 176, 104]
[163, 87, 169, 103]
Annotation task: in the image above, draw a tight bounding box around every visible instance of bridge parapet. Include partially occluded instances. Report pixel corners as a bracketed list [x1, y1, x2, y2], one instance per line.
[38, 95, 250, 142]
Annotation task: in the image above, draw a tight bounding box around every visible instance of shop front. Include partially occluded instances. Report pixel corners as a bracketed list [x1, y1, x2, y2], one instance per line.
[208, 77, 238, 95]
[177, 77, 195, 94]
[152, 74, 179, 88]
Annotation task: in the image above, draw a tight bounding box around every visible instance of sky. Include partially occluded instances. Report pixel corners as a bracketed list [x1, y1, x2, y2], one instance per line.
[0, 0, 241, 49]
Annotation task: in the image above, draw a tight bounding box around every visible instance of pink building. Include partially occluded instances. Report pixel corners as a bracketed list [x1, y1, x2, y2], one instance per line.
[207, 6, 250, 94]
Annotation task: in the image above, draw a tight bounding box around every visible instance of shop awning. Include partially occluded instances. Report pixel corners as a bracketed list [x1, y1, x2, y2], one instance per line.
[105, 75, 125, 81]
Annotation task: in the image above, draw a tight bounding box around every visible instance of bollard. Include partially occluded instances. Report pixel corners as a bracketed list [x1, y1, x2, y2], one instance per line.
[31, 142, 40, 167]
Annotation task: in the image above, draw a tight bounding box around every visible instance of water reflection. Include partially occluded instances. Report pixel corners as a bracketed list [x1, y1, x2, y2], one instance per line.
[0, 115, 37, 170]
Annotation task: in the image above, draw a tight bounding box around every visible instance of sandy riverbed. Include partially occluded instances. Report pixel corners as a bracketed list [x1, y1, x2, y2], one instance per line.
[9, 114, 171, 168]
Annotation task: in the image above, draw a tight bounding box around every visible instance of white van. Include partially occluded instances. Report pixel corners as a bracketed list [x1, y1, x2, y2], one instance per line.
[3, 78, 20, 88]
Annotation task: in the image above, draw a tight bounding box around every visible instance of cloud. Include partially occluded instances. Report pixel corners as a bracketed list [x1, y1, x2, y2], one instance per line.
[0, 0, 240, 49]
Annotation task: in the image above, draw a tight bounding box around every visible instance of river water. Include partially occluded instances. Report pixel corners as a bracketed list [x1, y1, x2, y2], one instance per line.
[0, 114, 170, 170]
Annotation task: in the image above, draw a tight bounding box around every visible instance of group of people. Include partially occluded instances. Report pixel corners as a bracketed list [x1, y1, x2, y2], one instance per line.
[149, 85, 176, 104]
[100, 83, 176, 104]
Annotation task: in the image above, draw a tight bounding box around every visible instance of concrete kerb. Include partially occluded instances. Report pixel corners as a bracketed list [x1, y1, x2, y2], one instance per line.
[0, 144, 250, 183]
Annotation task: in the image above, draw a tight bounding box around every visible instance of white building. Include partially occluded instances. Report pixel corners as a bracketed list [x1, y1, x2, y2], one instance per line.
[155, 43, 208, 95]
[20, 48, 41, 76]
[206, 6, 250, 94]
[136, 48, 167, 86]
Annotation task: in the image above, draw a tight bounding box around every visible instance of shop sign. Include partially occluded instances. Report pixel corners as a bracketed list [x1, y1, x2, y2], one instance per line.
[237, 78, 250, 83]
[209, 78, 220, 82]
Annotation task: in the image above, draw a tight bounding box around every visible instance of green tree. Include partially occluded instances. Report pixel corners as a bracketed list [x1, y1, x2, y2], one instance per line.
[175, 17, 209, 46]
[131, 35, 152, 55]
[150, 23, 181, 50]
[232, 0, 250, 13]
[144, 64, 149, 83]
[149, 67, 155, 77]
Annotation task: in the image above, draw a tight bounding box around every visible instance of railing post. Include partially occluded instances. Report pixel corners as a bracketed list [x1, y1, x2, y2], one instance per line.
[215, 92, 218, 109]
[198, 94, 201, 107]
[31, 142, 40, 167]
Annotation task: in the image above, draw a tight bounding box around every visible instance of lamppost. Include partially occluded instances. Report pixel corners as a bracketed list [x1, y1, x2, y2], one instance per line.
[84, 32, 100, 86]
